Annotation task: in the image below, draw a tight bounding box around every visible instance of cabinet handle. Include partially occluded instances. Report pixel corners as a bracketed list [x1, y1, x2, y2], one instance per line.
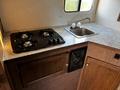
[86, 64, 89, 66]
[114, 54, 120, 60]
[66, 64, 68, 67]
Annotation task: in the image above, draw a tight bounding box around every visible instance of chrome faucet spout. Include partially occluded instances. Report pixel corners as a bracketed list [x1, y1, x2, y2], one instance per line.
[76, 17, 91, 23]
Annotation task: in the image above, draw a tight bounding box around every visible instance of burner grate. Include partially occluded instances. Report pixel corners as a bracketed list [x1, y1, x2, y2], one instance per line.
[10, 28, 65, 53]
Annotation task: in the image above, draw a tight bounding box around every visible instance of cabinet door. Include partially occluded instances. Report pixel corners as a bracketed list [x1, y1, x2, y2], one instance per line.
[18, 53, 69, 86]
[78, 57, 120, 90]
[4, 53, 69, 90]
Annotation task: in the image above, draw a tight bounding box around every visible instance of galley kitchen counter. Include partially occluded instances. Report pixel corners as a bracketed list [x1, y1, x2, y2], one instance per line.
[2, 23, 120, 61]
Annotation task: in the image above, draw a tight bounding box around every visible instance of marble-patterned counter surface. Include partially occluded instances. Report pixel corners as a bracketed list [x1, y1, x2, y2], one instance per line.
[2, 23, 120, 61]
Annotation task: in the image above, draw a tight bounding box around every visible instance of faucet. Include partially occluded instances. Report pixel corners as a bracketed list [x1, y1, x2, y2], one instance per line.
[70, 17, 91, 29]
[79, 17, 91, 23]
[70, 22, 82, 29]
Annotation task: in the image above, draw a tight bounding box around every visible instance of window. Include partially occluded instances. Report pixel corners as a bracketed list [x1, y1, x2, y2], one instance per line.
[64, 0, 94, 12]
[80, 0, 94, 11]
[64, 0, 81, 12]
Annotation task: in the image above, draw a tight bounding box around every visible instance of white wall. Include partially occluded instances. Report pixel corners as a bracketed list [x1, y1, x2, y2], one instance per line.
[0, 0, 97, 32]
[96, 0, 120, 31]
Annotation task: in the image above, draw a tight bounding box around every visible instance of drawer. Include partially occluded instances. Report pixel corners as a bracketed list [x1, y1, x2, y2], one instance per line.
[107, 49, 120, 67]
[87, 43, 109, 61]
[87, 42, 120, 67]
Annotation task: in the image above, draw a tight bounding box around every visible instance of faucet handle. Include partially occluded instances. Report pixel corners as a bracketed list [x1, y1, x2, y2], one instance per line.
[76, 22, 82, 28]
[71, 23, 76, 29]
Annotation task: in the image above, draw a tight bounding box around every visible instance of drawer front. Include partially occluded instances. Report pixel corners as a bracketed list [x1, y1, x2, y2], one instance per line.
[107, 49, 120, 67]
[87, 43, 109, 61]
[88, 43, 120, 67]
[18, 53, 69, 86]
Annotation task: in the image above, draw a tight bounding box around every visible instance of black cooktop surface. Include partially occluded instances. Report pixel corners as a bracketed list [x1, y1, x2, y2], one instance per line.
[10, 28, 65, 53]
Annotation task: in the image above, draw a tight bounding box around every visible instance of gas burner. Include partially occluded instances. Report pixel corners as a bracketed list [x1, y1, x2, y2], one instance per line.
[39, 29, 53, 37]
[21, 34, 29, 39]
[23, 41, 33, 48]
[10, 28, 65, 53]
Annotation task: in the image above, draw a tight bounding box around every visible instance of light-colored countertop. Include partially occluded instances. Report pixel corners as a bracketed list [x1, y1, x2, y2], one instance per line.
[2, 23, 120, 61]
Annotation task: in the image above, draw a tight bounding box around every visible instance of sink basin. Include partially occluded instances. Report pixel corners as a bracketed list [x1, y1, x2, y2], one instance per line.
[65, 27, 96, 38]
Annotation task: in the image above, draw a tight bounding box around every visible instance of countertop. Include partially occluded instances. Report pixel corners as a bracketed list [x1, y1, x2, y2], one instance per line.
[2, 23, 120, 61]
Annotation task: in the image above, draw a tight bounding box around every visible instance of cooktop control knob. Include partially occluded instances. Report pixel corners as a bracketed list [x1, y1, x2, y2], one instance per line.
[23, 41, 32, 47]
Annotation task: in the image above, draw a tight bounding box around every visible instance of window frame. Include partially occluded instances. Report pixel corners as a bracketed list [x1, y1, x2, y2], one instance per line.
[64, 0, 82, 13]
[80, 0, 94, 12]
[64, 0, 96, 13]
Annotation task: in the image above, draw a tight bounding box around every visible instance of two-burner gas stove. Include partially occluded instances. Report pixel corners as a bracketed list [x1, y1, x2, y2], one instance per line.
[10, 28, 65, 53]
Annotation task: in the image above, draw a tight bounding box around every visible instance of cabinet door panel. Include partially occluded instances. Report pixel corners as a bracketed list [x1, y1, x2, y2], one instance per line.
[4, 53, 69, 90]
[87, 43, 108, 61]
[79, 57, 120, 90]
[18, 53, 68, 86]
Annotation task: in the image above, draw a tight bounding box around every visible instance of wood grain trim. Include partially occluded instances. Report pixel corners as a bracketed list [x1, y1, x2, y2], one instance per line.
[87, 42, 120, 67]
[78, 57, 120, 90]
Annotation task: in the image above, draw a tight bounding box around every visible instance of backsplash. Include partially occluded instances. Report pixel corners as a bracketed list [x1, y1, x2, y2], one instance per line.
[0, 0, 97, 32]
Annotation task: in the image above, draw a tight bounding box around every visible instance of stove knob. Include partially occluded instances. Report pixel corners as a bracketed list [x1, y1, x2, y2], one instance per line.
[23, 41, 32, 47]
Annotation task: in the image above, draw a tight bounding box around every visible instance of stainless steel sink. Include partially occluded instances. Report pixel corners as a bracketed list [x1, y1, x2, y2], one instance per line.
[65, 27, 96, 38]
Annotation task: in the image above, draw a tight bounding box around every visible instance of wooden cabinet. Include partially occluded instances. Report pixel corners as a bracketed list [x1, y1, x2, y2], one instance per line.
[4, 43, 87, 90]
[78, 42, 120, 90]
[18, 53, 68, 86]
[4, 52, 69, 90]
[87, 42, 120, 67]
[79, 57, 120, 90]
